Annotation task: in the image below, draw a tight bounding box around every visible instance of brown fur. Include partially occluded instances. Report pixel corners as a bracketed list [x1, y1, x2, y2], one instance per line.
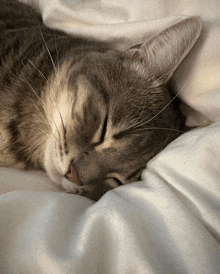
[0, 0, 202, 200]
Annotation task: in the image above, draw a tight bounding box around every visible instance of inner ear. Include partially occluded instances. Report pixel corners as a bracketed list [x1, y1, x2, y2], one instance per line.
[127, 16, 202, 83]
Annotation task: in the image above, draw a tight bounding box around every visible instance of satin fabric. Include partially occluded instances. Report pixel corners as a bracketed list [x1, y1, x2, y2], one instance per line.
[1, 0, 220, 273]
[1, 122, 220, 273]
[31, 0, 220, 126]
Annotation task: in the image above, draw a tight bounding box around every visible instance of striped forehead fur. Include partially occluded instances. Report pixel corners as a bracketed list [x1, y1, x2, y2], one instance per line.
[0, 0, 202, 200]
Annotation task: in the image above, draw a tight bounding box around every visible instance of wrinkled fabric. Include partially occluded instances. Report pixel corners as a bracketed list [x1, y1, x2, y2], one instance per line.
[1, 0, 220, 273]
[1, 122, 220, 274]
[22, 0, 220, 126]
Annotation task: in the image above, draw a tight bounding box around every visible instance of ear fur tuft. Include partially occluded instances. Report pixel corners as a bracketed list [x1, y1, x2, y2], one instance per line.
[127, 16, 203, 83]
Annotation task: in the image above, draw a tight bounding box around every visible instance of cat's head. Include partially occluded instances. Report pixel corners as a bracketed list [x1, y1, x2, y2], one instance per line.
[44, 17, 202, 200]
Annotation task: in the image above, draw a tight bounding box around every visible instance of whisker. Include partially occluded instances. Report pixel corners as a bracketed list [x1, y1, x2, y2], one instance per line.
[130, 80, 190, 130]
[25, 58, 65, 143]
[130, 127, 184, 134]
[26, 58, 51, 86]
[3, 57, 62, 145]
[25, 80, 47, 116]
[39, 27, 56, 72]
[2, 57, 63, 149]
[125, 96, 148, 131]
[28, 98, 51, 130]
[157, 124, 174, 155]
[53, 31, 59, 66]
[24, 80, 61, 145]
[28, 100, 59, 142]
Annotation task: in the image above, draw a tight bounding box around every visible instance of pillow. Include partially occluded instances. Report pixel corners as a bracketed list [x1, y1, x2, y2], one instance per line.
[32, 0, 220, 126]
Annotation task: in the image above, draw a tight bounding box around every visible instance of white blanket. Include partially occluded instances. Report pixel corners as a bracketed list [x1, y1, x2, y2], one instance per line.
[1, 0, 220, 273]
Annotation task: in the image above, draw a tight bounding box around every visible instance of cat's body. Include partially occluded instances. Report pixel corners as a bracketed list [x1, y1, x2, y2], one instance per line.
[0, 0, 202, 200]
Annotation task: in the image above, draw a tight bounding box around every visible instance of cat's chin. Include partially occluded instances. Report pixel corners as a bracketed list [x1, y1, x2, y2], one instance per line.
[61, 178, 84, 194]
[45, 163, 82, 194]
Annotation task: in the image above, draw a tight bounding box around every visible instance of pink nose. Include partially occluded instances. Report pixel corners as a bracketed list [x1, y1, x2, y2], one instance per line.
[65, 165, 81, 186]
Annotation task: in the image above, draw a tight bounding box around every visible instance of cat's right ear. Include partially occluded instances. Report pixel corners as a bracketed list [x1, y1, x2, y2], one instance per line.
[126, 16, 202, 84]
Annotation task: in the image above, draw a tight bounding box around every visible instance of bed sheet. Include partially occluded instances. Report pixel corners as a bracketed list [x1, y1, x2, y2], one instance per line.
[1, 122, 220, 274]
[32, 0, 220, 126]
[1, 0, 220, 273]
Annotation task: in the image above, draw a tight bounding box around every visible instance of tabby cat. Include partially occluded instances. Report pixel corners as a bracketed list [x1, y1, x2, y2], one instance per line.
[0, 0, 202, 200]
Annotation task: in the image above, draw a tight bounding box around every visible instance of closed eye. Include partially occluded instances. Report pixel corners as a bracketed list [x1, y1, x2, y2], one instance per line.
[105, 177, 123, 188]
[93, 115, 108, 146]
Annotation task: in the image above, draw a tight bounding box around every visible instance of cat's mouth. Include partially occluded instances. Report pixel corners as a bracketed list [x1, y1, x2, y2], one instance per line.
[63, 163, 125, 199]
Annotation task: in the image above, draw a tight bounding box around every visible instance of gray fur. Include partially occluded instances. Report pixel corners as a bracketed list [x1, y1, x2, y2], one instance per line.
[0, 0, 202, 200]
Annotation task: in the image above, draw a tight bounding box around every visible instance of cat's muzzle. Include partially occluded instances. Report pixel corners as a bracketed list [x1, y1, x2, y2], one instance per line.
[65, 164, 81, 186]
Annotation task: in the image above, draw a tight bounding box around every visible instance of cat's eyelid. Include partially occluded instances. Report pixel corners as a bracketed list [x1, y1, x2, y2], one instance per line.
[106, 173, 125, 186]
[105, 178, 122, 188]
[100, 115, 108, 143]
[93, 115, 108, 147]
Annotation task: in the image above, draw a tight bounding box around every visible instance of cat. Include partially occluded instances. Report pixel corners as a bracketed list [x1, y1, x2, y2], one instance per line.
[0, 0, 202, 200]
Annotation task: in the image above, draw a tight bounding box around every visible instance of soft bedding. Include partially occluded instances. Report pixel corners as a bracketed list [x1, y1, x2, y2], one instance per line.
[0, 0, 220, 273]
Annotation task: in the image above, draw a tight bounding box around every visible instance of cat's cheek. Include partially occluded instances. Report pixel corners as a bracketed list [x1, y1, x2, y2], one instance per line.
[44, 139, 63, 184]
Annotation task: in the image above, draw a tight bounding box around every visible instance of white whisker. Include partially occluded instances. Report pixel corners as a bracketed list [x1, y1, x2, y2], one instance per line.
[39, 27, 56, 72]
[53, 31, 59, 66]
[24, 80, 61, 145]
[125, 96, 149, 131]
[25, 58, 66, 143]
[130, 80, 189, 130]
[26, 58, 50, 85]
[130, 127, 184, 134]
[25, 80, 47, 115]
[157, 124, 174, 154]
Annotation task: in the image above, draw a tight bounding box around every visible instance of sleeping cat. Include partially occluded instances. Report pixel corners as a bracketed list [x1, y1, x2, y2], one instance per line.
[0, 0, 202, 200]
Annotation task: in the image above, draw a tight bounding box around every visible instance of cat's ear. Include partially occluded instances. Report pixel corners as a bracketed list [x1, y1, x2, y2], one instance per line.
[127, 16, 202, 83]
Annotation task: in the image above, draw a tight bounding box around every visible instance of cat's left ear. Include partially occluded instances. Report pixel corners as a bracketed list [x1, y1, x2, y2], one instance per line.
[127, 16, 202, 83]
